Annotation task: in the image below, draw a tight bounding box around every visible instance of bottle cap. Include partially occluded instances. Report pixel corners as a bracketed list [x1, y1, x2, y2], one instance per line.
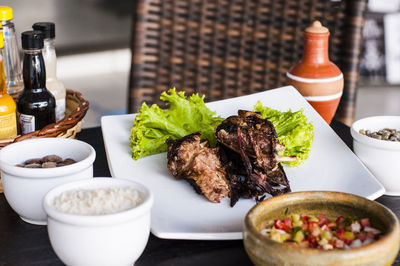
[305, 21, 329, 34]
[0, 6, 13, 21]
[21, 31, 44, 49]
[32, 22, 55, 39]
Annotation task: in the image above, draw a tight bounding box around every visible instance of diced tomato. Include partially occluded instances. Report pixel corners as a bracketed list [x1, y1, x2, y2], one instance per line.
[274, 219, 291, 232]
[334, 239, 344, 249]
[307, 235, 317, 247]
[338, 223, 346, 230]
[357, 232, 367, 242]
[301, 215, 310, 224]
[274, 219, 284, 230]
[321, 224, 329, 231]
[343, 238, 352, 245]
[265, 215, 380, 250]
[311, 226, 322, 237]
[318, 215, 328, 226]
[336, 229, 345, 240]
[301, 223, 309, 231]
[308, 241, 318, 248]
[283, 218, 293, 230]
[327, 222, 337, 229]
[361, 218, 370, 228]
[336, 216, 345, 224]
[309, 221, 318, 228]
[298, 240, 309, 248]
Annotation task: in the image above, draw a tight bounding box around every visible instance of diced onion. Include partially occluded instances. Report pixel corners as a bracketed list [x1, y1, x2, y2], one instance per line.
[350, 239, 362, 248]
[364, 226, 381, 234]
[351, 222, 361, 233]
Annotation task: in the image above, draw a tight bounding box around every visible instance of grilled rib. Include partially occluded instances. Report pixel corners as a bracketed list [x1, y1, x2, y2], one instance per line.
[167, 132, 230, 203]
[215, 110, 291, 205]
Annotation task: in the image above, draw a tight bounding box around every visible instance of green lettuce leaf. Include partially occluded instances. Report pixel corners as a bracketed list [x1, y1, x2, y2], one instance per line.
[254, 101, 314, 166]
[129, 88, 224, 160]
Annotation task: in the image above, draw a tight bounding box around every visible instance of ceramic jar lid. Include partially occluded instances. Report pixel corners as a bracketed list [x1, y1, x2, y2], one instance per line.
[305, 21, 329, 34]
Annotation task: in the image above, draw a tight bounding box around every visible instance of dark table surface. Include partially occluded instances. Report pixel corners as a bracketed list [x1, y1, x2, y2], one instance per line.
[1, 121, 399, 266]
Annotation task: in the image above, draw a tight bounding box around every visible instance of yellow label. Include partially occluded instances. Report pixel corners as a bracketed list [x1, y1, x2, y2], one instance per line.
[0, 112, 17, 139]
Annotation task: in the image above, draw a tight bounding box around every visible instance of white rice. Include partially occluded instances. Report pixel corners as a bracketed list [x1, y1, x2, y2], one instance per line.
[52, 187, 143, 215]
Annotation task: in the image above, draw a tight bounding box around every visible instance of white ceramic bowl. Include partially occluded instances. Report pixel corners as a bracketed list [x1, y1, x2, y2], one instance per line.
[351, 116, 400, 195]
[43, 177, 153, 266]
[0, 138, 95, 225]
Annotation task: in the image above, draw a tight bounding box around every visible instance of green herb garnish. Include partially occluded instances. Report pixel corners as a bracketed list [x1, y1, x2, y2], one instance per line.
[129, 88, 224, 160]
[254, 101, 314, 166]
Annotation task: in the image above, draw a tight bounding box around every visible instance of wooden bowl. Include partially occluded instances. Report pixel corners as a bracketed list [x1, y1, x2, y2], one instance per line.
[244, 191, 400, 266]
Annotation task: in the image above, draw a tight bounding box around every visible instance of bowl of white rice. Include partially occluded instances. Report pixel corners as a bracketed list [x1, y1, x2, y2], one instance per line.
[43, 177, 153, 266]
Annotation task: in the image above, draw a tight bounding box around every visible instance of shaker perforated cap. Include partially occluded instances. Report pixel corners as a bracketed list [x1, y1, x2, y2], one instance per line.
[32, 22, 55, 39]
[21, 31, 44, 49]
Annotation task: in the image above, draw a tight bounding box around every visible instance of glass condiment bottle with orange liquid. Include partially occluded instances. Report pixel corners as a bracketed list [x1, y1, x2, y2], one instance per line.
[0, 25, 17, 140]
[0, 6, 24, 100]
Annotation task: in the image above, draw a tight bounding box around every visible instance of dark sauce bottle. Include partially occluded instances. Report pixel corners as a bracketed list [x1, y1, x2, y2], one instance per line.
[18, 31, 55, 134]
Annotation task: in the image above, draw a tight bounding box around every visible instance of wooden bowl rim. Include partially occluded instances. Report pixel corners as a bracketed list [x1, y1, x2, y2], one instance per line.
[244, 191, 400, 255]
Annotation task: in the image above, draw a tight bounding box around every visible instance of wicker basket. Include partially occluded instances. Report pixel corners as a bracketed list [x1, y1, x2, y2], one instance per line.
[0, 89, 89, 192]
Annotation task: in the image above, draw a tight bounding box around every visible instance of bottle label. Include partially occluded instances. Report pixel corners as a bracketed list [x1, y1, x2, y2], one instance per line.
[0, 113, 17, 139]
[29, 101, 49, 109]
[20, 114, 36, 135]
[55, 98, 66, 122]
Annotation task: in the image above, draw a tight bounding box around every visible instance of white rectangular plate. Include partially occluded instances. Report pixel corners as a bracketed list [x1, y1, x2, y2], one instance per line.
[101, 86, 384, 240]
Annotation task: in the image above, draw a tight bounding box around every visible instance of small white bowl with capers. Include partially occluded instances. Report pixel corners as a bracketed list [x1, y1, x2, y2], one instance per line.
[351, 116, 400, 195]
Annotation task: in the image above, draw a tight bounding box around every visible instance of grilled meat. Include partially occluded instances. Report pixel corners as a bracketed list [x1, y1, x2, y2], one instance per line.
[166, 110, 291, 206]
[216, 110, 295, 164]
[167, 132, 230, 203]
[215, 110, 291, 205]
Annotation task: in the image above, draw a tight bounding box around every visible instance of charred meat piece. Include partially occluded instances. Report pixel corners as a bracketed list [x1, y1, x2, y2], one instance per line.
[221, 143, 290, 207]
[167, 133, 205, 178]
[216, 110, 295, 163]
[215, 110, 291, 203]
[218, 144, 253, 206]
[167, 132, 230, 203]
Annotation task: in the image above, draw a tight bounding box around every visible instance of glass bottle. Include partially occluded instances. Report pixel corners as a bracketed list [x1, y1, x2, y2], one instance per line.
[33, 22, 66, 122]
[0, 6, 23, 100]
[18, 31, 55, 135]
[0, 26, 17, 139]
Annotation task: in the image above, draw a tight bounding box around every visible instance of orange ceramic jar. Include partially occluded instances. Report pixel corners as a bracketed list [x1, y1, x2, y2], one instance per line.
[287, 21, 344, 124]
